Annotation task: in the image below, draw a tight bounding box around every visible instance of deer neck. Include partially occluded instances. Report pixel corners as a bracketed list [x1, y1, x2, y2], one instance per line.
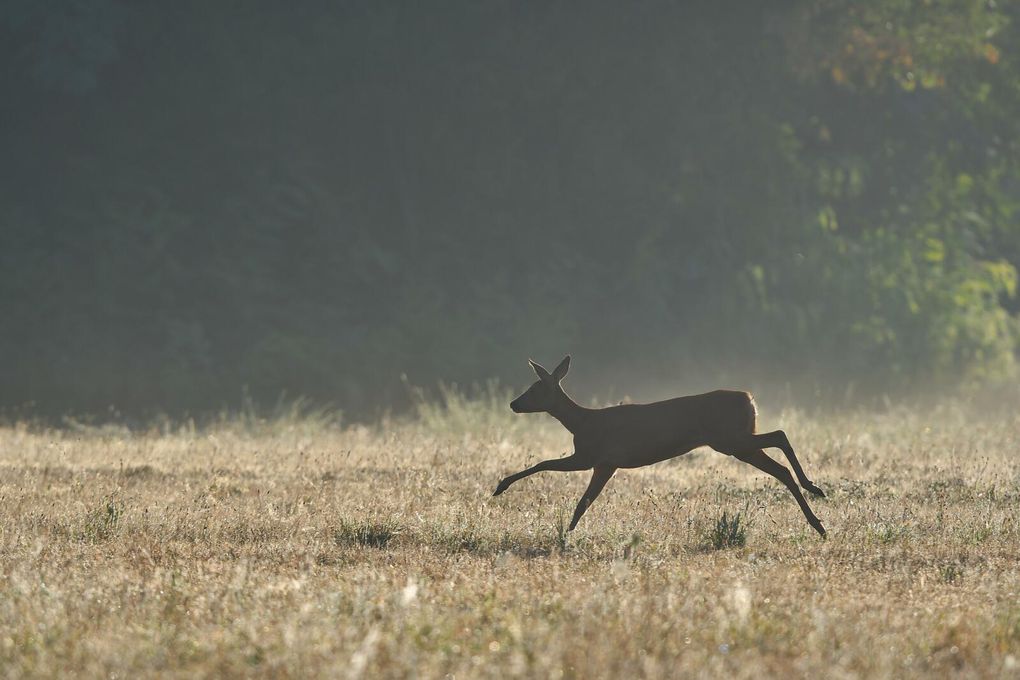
[547, 389, 589, 434]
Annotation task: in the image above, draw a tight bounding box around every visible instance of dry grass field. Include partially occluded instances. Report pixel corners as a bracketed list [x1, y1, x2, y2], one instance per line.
[3, 392, 1020, 678]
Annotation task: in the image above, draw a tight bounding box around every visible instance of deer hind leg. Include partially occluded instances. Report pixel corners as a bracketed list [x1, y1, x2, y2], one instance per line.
[718, 447, 826, 538]
[493, 454, 590, 497]
[748, 430, 825, 498]
[568, 465, 616, 531]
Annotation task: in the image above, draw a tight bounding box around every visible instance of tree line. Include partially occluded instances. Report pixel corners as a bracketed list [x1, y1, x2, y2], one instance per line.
[1, 0, 1018, 420]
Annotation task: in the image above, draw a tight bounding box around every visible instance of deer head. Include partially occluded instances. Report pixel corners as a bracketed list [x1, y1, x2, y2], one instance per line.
[510, 356, 570, 413]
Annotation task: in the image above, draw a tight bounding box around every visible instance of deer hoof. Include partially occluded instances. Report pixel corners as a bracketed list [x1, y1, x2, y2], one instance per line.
[805, 482, 826, 498]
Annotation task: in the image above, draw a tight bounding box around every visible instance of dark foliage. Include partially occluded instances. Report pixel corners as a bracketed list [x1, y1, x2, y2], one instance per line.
[1, 1, 1018, 420]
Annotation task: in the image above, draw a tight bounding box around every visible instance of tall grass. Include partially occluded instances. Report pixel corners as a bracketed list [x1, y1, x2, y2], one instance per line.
[2, 391, 1020, 677]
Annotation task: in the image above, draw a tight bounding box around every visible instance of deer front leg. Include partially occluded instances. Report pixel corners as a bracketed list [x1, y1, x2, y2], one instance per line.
[493, 454, 590, 496]
[567, 465, 616, 531]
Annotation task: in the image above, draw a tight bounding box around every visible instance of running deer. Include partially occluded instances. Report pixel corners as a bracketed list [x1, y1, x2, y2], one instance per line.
[493, 356, 826, 537]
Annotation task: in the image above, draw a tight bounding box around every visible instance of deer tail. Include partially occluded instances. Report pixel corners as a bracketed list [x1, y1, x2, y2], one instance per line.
[746, 392, 758, 434]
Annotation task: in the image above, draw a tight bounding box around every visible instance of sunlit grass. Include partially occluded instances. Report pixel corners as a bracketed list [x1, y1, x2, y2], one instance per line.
[2, 397, 1020, 677]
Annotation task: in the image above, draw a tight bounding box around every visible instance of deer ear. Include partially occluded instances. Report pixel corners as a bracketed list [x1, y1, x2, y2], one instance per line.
[552, 355, 570, 381]
[529, 359, 552, 382]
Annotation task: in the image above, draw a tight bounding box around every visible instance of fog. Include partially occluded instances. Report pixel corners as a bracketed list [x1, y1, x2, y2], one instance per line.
[2, 1, 1017, 421]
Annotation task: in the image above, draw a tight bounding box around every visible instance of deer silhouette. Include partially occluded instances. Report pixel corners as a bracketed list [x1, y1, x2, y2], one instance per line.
[493, 356, 826, 537]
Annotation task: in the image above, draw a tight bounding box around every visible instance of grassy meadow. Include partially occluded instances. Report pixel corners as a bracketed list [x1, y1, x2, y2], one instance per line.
[3, 391, 1020, 678]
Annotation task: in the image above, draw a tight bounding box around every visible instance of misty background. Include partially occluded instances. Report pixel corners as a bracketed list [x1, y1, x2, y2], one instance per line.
[2, 1, 1019, 421]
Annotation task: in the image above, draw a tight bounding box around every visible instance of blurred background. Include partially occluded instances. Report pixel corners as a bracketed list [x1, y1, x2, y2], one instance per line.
[2, 1, 1019, 421]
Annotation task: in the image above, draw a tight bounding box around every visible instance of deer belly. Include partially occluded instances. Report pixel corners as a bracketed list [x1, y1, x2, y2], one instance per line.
[610, 440, 702, 469]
